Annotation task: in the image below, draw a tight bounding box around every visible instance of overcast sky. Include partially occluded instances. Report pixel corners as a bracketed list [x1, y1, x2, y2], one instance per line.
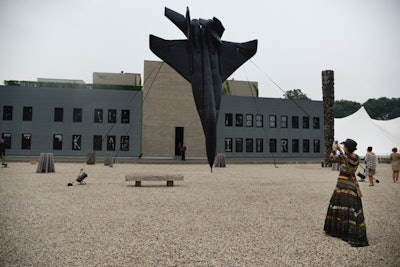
[0, 0, 399, 103]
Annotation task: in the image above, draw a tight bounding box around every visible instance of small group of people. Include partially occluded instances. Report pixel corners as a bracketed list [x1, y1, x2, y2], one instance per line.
[324, 138, 400, 247]
[362, 146, 400, 185]
[331, 142, 400, 186]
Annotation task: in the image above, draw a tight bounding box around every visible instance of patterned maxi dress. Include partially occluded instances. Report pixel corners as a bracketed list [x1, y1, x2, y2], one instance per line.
[324, 152, 369, 247]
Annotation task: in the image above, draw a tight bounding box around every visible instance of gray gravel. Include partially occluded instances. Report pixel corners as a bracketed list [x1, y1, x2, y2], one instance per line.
[0, 162, 399, 266]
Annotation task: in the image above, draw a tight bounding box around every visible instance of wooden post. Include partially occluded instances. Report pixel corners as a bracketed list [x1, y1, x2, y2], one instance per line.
[322, 70, 335, 167]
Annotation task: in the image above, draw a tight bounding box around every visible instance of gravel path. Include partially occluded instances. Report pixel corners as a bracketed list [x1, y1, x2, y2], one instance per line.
[0, 162, 399, 266]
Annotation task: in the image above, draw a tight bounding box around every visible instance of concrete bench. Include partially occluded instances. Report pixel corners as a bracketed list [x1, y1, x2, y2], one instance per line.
[125, 173, 184, 186]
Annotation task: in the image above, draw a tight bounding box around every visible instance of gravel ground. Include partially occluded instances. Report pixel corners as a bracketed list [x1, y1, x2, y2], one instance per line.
[0, 162, 399, 266]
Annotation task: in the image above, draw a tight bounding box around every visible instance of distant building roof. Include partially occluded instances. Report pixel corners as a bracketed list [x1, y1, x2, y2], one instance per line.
[37, 78, 86, 84]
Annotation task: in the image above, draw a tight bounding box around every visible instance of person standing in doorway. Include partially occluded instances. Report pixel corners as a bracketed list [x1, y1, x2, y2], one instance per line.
[365, 146, 377, 186]
[390, 147, 400, 183]
[181, 144, 187, 161]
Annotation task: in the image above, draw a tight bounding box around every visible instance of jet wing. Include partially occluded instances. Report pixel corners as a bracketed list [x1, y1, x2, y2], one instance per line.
[219, 40, 258, 81]
[149, 34, 192, 83]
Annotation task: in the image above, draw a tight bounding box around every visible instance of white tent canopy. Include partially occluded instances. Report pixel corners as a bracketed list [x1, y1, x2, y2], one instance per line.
[334, 106, 400, 157]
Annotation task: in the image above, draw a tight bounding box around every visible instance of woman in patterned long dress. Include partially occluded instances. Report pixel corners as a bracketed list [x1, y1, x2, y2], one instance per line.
[324, 138, 369, 247]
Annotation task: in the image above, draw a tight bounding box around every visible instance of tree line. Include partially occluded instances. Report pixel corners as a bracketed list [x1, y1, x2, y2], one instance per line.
[283, 89, 399, 120]
[334, 98, 400, 120]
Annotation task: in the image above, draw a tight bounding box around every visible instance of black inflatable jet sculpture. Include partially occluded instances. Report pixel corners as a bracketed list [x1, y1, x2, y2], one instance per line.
[150, 7, 257, 170]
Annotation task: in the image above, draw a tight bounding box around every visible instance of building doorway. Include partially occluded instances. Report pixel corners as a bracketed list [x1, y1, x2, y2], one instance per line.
[175, 127, 184, 156]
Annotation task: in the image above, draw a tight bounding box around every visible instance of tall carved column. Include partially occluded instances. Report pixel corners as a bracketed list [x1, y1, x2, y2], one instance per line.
[322, 70, 335, 166]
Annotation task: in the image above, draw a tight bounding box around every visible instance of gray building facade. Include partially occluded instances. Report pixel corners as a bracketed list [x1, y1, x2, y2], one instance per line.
[217, 96, 324, 158]
[1, 64, 324, 160]
[0, 85, 142, 158]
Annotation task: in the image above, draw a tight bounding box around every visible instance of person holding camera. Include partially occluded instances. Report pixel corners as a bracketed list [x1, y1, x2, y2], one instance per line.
[324, 138, 369, 247]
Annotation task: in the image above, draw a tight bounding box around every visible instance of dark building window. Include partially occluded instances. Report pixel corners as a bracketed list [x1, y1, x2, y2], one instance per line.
[235, 114, 243, 127]
[21, 133, 31, 149]
[256, 114, 263, 127]
[314, 139, 321, 153]
[54, 108, 63, 122]
[281, 139, 288, 152]
[3, 106, 13, 120]
[53, 134, 63, 150]
[313, 117, 320, 129]
[246, 138, 253, 152]
[2, 133, 12, 149]
[120, 136, 129, 151]
[23, 106, 32, 121]
[292, 139, 299, 152]
[108, 109, 116, 123]
[269, 139, 277, 153]
[292, 116, 299, 128]
[93, 135, 102, 150]
[72, 135, 81, 150]
[269, 115, 276, 128]
[302, 116, 309, 129]
[121, 110, 130, 123]
[256, 138, 263, 152]
[281, 115, 288, 128]
[235, 138, 243, 152]
[303, 139, 310, 153]
[245, 114, 253, 127]
[225, 138, 233, 152]
[107, 135, 116, 151]
[94, 109, 103, 123]
[73, 108, 82, 122]
[225, 114, 233, 126]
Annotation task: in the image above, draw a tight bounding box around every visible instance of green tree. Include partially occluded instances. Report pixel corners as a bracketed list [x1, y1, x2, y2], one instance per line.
[363, 97, 400, 120]
[283, 89, 310, 100]
[334, 98, 400, 119]
[334, 100, 361, 118]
